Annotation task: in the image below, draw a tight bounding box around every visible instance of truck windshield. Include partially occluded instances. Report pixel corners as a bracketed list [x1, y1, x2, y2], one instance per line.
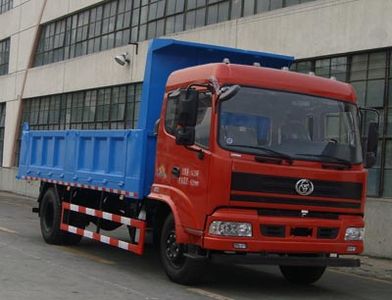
[219, 87, 362, 164]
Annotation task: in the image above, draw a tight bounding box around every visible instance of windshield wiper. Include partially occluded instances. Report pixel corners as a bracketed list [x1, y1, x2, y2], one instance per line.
[227, 144, 293, 164]
[295, 153, 352, 167]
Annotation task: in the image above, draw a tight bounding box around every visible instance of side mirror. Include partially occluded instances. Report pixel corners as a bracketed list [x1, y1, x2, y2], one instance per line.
[219, 85, 241, 101]
[359, 108, 380, 169]
[364, 122, 379, 168]
[175, 127, 195, 146]
[169, 88, 199, 146]
[177, 89, 199, 127]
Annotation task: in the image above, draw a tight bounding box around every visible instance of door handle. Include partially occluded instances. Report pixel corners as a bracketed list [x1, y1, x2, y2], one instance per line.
[171, 167, 181, 178]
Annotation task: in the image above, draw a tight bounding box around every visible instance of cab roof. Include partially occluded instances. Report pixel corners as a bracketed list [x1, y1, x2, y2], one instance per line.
[166, 63, 356, 103]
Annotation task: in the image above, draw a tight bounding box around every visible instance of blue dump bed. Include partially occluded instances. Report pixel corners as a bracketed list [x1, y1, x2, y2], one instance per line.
[17, 39, 293, 199]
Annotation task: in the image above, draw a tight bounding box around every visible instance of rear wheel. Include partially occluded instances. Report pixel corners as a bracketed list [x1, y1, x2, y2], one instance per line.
[159, 214, 206, 285]
[279, 265, 326, 285]
[40, 188, 82, 245]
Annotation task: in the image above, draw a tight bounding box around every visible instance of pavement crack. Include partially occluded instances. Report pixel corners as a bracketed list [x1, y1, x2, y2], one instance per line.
[187, 288, 235, 300]
[0, 226, 18, 234]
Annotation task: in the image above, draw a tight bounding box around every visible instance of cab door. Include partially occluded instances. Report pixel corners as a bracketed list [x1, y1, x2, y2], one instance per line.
[156, 90, 213, 231]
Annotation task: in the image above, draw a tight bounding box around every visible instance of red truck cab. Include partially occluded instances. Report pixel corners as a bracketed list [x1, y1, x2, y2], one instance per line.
[150, 62, 378, 284]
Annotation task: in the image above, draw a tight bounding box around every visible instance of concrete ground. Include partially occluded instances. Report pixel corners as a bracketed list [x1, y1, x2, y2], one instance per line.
[1, 191, 392, 300]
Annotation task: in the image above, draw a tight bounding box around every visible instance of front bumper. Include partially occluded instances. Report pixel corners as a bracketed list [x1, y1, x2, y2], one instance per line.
[203, 208, 364, 255]
[210, 253, 360, 267]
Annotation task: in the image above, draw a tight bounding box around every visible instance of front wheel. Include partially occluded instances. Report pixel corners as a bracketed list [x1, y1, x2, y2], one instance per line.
[279, 265, 326, 285]
[159, 214, 206, 285]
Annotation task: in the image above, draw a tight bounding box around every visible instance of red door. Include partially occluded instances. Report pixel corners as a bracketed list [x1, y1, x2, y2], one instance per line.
[155, 91, 213, 231]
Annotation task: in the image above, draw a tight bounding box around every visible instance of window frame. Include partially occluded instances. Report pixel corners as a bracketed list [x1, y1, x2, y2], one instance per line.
[0, 102, 5, 166]
[0, 38, 10, 76]
[33, 0, 317, 66]
[0, 0, 13, 15]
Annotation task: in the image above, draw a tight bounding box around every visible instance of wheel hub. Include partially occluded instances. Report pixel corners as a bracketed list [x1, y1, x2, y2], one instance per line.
[165, 232, 182, 263]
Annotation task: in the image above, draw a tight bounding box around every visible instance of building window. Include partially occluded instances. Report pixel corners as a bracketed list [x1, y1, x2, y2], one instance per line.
[0, 103, 5, 166]
[21, 83, 142, 130]
[34, 0, 316, 66]
[15, 83, 142, 165]
[291, 48, 392, 198]
[384, 52, 392, 197]
[0, 0, 12, 14]
[0, 38, 10, 76]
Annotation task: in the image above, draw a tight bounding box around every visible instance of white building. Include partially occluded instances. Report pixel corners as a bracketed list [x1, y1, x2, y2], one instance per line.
[0, 0, 391, 257]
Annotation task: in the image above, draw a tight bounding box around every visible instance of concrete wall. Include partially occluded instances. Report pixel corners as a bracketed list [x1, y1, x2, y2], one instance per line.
[0, 0, 46, 167]
[23, 43, 146, 98]
[364, 198, 392, 259]
[0, 168, 39, 198]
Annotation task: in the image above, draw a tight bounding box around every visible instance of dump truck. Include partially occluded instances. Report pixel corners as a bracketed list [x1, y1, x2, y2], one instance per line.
[18, 38, 379, 285]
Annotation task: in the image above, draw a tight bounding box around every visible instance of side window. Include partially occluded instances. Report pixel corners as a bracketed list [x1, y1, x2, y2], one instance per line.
[195, 92, 212, 148]
[165, 94, 179, 135]
[324, 112, 353, 144]
[164, 90, 212, 148]
[325, 113, 341, 140]
[305, 115, 314, 141]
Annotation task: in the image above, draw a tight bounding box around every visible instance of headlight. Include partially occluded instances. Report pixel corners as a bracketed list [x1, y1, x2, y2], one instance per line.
[344, 227, 364, 241]
[209, 221, 252, 237]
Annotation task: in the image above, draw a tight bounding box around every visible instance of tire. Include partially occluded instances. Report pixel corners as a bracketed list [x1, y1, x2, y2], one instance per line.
[279, 265, 326, 285]
[159, 214, 206, 285]
[40, 188, 82, 245]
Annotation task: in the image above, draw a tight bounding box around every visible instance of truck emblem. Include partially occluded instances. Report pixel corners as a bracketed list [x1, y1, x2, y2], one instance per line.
[301, 210, 309, 217]
[295, 179, 314, 196]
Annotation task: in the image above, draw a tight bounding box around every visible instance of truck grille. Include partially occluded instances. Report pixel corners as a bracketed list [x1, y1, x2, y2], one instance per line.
[231, 172, 362, 200]
[261, 225, 285, 237]
[231, 194, 361, 209]
[258, 208, 341, 219]
[317, 227, 339, 239]
[259, 210, 342, 239]
[231, 172, 362, 210]
[260, 225, 339, 239]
